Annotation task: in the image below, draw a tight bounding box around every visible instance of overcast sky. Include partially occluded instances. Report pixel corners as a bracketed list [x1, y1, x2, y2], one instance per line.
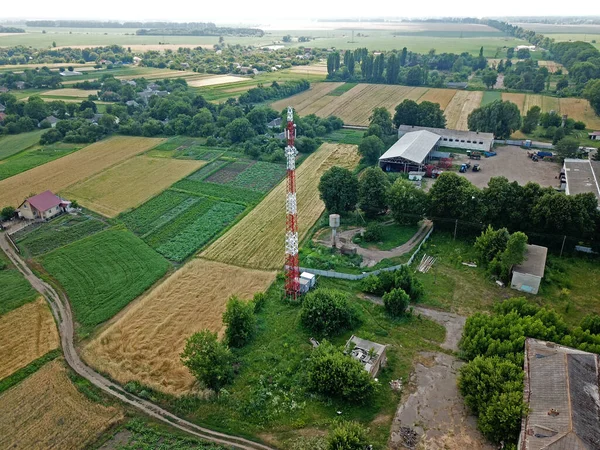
[3, 1, 600, 24]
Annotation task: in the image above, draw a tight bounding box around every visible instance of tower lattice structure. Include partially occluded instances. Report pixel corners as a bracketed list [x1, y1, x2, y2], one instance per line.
[284, 106, 299, 300]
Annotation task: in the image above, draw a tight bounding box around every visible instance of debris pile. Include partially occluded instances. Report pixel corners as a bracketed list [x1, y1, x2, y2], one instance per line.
[399, 426, 418, 448]
[417, 254, 436, 273]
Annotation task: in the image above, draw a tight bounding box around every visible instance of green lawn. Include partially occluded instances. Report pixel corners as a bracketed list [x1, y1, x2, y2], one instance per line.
[329, 82, 358, 96]
[0, 142, 84, 181]
[122, 279, 445, 449]
[0, 130, 45, 160]
[365, 222, 421, 251]
[0, 249, 38, 316]
[39, 227, 170, 335]
[323, 129, 364, 145]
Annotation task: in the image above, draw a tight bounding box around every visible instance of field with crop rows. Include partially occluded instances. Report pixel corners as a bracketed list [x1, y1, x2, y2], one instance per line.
[0, 251, 38, 316]
[0, 298, 59, 379]
[0, 136, 164, 208]
[271, 82, 480, 128]
[500, 93, 600, 128]
[173, 179, 264, 205]
[0, 130, 45, 160]
[83, 259, 276, 394]
[40, 88, 93, 98]
[39, 228, 169, 333]
[202, 143, 360, 269]
[62, 156, 203, 217]
[0, 360, 123, 450]
[13, 214, 108, 257]
[444, 90, 484, 130]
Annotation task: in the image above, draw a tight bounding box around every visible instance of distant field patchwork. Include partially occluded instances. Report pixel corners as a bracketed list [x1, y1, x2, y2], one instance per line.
[62, 156, 204, 217]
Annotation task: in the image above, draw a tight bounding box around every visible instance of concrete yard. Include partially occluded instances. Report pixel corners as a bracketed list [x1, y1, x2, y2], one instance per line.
[455, 145, 561, 189]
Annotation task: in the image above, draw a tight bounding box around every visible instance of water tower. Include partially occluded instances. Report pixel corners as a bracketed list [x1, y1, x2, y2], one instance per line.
[329, 214, 340, 247]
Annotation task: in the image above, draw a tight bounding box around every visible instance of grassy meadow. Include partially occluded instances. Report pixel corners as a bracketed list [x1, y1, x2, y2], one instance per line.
[0, 130, 45, 160]
[0, 250, 38, 316]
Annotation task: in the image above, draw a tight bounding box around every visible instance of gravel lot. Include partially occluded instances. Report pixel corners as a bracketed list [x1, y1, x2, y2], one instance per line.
[455, 145, 561, 189]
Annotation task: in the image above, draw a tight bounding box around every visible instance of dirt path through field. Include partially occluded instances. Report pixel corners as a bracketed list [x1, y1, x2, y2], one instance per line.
[0, 233, 274, 450]
[316, 220, 432, 267]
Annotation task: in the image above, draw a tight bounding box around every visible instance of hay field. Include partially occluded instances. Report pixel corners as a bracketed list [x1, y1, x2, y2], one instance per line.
[0, 298, 59, 379]
[444, 90, 483, 130]
[188, 75, 248, 87]
[538, 60, 567, 74]
[62, 156, 203, 217]
[272, 83, 461, 126]
[289, 64, 329, 75]
[271, 81, 343, 115]
[41, 88, 93, 98]
[0, 136, 164, 208]
[0, 360, 122, 450]
[417, 88, 458, 109]
[500, 94, 600, 127]
[202, 143, 360, 269]
[559, 98, 600, 129]
[83, 259, 276, 394]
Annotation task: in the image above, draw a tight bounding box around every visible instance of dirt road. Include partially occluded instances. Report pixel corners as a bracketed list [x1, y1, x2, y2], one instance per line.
[0, 233, 275, 450]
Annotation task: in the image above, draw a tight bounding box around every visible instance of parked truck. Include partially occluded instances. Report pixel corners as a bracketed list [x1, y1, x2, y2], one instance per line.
[467, 150, 481, 160]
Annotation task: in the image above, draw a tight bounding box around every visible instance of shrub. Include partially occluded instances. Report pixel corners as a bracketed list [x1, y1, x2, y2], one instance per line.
[307, 341, 376, 402]
[300, 289, 356, 337]
[1, 206, 16, 221]
[180, 330, 233, 391]
[360, 265, 423, 301]
[251, 292, 267, 313]
[581, 314, 600, 334]
[327, 421, 370, 450]
[222, 296, 256, 348]
[363, 223, 383, 242]
[382, 288, 410, 317]
[574, 120, 586, 130]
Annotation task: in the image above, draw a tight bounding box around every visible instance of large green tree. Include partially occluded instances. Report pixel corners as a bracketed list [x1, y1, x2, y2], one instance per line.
[358, 167, 390, 218]
[554, 136, 580, 159]
[520, 105, 541, 134]
[467, 100, 521, 139]
[428, 172, 482, 222]
[584, 79, 600, 115]
[369, 107, 393, 135]
[393, 99, 445, 128]
[318, 166, 359, 214]
[300, 289, 356, 337]
[180, 330, 233, 392]
[357, 135, 385, 166]
[481, 70, 498, 89]
[388, 178, 429, 225]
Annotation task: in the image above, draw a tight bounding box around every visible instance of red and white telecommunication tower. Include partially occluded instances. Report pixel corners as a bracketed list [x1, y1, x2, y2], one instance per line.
[284, 106, 300, 300]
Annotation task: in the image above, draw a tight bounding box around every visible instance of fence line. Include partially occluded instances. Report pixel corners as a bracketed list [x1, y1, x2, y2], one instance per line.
[300, 226, 434, 280]
[494, 139, 553, 150]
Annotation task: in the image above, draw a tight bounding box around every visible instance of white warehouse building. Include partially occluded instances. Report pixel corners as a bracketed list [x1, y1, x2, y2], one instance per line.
[397, 125, 494, 152]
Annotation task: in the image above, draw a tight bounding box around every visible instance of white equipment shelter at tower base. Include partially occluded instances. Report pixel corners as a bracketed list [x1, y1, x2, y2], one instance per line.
[299, 272, 316, 294]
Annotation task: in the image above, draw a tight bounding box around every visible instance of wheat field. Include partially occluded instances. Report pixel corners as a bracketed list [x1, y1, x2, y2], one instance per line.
[202, 143, 360, 269]
[0, 298, 59, 380]
[271, 81, 344, 115]
[444, 90, 483, 130]
[0, 136, 164, 208]
[0, 360, 123, 449]
[62, 156, 203, 217]
[83, 259, 276, 395]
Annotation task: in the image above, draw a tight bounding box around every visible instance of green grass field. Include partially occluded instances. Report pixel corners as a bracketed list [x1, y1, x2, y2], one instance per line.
[481, 90, 502, 106]
[0, 130, 45, 160]
[323, 128, 364, 145]
[0, 143, 84, 181]
[39, 227, 169, 335]
[0, 250, 38, 316]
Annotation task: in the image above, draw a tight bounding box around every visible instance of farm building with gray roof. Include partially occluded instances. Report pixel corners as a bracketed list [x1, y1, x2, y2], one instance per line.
[518, 338, 600, 450]
[379, 130, 441, 172]
[397, 125, 494, 152]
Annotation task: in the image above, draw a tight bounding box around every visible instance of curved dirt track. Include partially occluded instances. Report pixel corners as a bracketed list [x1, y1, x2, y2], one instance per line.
[0, 233, 275, 450]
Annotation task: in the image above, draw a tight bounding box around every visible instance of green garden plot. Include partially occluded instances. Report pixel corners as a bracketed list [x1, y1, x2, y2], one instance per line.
[39, 228, 169, 334]
[13, 214, 108, 257]
[228, 161, 287, 193]
[0, 143, 84, 181]
[0, 130, 45, 160]
[172, 179, 264, 205]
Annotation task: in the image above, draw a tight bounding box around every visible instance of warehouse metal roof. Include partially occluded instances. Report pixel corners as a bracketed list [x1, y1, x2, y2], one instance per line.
[379, 130, 441, 164]
[563, 159, 600, 204]
[519, 338, 600, 450]
[513, 244, 547, 278]
[398, 125, 494, 144]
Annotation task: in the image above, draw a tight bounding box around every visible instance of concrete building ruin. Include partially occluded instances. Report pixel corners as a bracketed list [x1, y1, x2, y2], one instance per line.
[345, 335, 387, 378]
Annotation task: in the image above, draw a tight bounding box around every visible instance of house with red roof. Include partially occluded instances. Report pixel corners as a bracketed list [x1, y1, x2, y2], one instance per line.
[17, 190, 70, 220]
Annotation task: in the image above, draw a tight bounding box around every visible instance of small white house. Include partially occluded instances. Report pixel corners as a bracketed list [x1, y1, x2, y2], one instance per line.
[511, 245, 548, 295]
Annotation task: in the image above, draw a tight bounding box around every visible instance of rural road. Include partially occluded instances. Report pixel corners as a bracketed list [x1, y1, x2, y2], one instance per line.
[0, 233, 275, 450]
